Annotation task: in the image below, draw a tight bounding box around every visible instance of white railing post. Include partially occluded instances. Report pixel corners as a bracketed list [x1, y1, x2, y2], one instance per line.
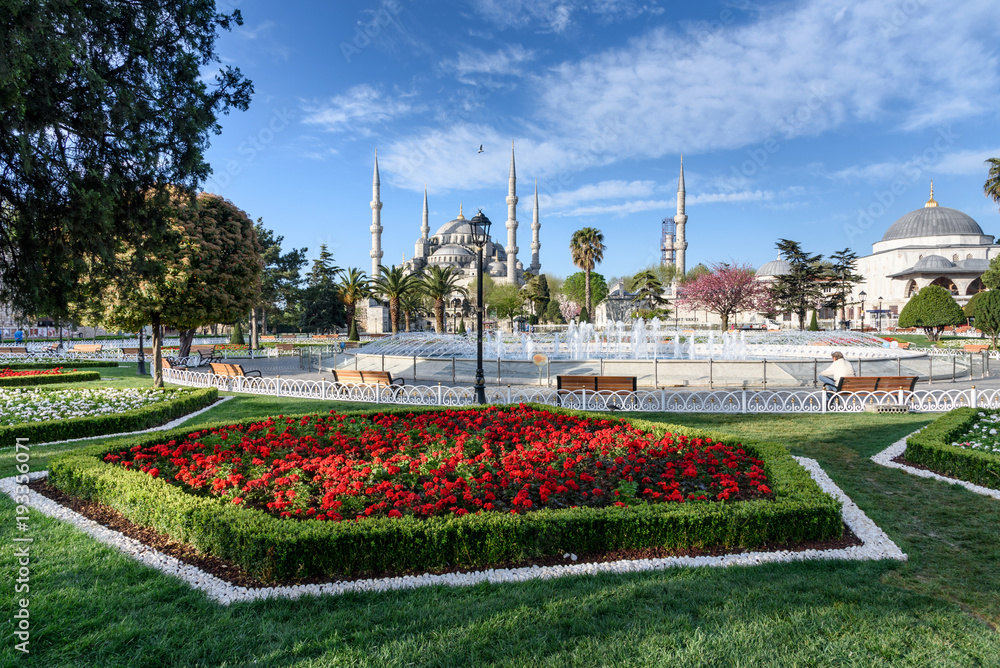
[971, 385, 978, 408]
[821, 388, 827, 414]
[507, 385, 511, 404]
[660, 388, 665, 411]
[437, 383, 442, 405]
[375, 383, 381, 404]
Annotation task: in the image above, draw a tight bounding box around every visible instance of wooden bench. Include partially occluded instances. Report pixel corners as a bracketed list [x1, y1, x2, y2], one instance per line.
[68, 344, 102, 355]
[190, 344, 221, 365]
[122, 347, 154, 355]
[556, 375, 637, 407]
[835, 376, 918, 393]
[209, 362, 262, 378]
[333, 370, 404, 387]
[0, 347, 29, 354]
[276, 343, 295, 353]
[964, 344, 990, 353]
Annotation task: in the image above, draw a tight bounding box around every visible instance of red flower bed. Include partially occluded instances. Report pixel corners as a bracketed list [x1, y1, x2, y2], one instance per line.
[0, 367, 73, 378]
[102, 406, 773, 522]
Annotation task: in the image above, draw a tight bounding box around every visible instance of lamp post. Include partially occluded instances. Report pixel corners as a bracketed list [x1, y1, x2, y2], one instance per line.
[859, 290, 867, 332]
[877, 296, 883, 332]
[470, 210, 492, 404]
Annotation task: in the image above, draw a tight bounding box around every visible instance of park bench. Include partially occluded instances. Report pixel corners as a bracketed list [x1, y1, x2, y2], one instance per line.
[276, 343, 295, 353]
[556, 375, 637, 408]
[190, 344, 221, 365]
[67, 344, 102, 355]
[964, 344, 990, 353]
[209, 362, 262, 378]
[333, 369, 404, 386]
[0, 347, 29, 355]
[122, 347, 154, 356]
[835, 376, 918, 393]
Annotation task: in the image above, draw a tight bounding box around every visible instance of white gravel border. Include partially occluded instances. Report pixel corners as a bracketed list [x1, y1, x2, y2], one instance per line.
[0, 457, 905, 605]
[19, 396, 233, 447]
[871, 430, 1000, 500]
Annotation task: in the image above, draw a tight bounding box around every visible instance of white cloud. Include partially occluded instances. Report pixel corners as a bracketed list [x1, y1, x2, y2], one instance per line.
[831, 147, 1000, 182]
[301, 85, 419, 136]
[553, 199, 673, 217]
[466, 0, 664, 33]
[688, 190, 774, 205]
[539, 179, 658, 210]
[441, 44, 536, 82]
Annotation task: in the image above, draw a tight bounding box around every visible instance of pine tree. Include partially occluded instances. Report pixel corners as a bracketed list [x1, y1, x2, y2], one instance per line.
[771, 239, 824, 329]
[808, 310, 819, 331]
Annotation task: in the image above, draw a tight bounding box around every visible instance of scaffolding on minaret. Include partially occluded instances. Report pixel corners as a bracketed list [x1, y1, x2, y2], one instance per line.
[661, 217, 677, 267]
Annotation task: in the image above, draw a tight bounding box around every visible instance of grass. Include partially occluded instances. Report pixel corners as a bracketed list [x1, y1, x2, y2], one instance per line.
[887, 334, 986, 348]
[2, 393, 1000, 665]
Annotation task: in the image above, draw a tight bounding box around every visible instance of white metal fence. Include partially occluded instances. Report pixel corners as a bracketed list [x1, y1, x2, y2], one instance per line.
[161, 368, 995, 414]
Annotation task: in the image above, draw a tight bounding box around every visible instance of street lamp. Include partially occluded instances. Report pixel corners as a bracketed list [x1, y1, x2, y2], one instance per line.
[470, 210, 492, 404]
[859, 290, 867, 332]
[877, 296, 883, 332]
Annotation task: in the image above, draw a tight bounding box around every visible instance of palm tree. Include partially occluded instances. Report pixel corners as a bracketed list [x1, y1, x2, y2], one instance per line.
[400, 291, 427, 332]
[370, 265, 419, 334]
[569, 227, 606, 320]
[337, 268, 369, 341]
[986, 157, 1000, 208]
[419, 266, 469, 333]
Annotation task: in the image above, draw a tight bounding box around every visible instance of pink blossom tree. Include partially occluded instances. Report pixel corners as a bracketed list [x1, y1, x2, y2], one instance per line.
[559, 299, 581, 322]
[678, 262, 772, 330]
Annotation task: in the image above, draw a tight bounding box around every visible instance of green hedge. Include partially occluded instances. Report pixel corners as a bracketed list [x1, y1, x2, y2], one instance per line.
[0, 388, 218, 445]
[0, 370, 101, 387]
[49, 404, 842, 582]
[906, 408, 1000, 490]
[2, 361, 119, 369]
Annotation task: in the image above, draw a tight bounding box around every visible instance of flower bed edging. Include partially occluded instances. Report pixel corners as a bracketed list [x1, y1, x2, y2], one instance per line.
[0, 388, 219, 445]
[0, 458, 904, 606]
[48, 405, 842, 582]
[871, 429, 1000, 501]
[0, 370, 101, 387]
[901, 408, 1000, 491]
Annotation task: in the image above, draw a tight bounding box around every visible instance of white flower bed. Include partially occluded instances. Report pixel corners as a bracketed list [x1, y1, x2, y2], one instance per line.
[950, 411, 1000, 454]
[0, 387, 179, 426]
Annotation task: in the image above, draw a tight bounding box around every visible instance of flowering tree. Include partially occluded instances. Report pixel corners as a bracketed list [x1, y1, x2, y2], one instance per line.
[678, 262, 771, 330]
[559, 299, 581, 322]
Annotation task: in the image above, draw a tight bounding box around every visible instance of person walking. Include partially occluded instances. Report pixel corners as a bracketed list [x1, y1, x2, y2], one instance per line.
[818, 351, 854, 392]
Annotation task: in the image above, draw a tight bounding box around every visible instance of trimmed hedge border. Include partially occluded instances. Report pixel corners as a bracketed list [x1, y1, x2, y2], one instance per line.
[2, 361, 119, 369]
[0, 388, 218, 445]
[906, 408, 1000, 491]
[49, 403, 842, 582]
[0, 370, 101, 387]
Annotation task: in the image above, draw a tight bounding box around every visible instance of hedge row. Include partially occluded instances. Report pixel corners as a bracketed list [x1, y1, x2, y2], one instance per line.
[48, 403, 842, 582]
[0, 388, 218, 445]
[906, 407, 1000, 491]
[0, 370, 101, 387]
[2, 361, 119, 369]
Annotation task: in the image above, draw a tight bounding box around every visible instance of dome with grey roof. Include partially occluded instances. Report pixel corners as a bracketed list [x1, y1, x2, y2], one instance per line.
[756, 258, 792, 277]
[881, 206, 984, 242]
[912, 255, 955, 270]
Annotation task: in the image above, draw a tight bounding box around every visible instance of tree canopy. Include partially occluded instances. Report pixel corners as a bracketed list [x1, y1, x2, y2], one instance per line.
[897, 284, 965, 341]
[0, 0, 252, 318]
[770, 239, 825, 329]
[562, 272, 608, 312]
[255, 220, 307, 338]
[970, 290, 1000, 348]
[678, 262, 771, 331]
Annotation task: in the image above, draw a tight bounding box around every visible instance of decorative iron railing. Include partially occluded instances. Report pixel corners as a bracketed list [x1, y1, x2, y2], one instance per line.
[160, 368, 995, 414]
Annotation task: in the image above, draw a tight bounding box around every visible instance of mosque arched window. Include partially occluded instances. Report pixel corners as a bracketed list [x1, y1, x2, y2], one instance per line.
[967, 277, 985, 295]
[905, 280, 918, 298]
[967, 254, 973, 260]
[930, 276, 958, 295]
[953, 254, 960, 262]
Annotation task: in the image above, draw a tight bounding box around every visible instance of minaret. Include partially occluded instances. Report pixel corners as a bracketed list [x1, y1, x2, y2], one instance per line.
[529, 180, 541, 274]
[370, 150, 383, 279]
[505, 141, 519, 283]
[674, 155, 688, 277]
[414, 185, 430, 269]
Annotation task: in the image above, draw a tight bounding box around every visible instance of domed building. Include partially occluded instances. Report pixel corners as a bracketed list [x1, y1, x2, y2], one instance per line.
[850, 184, 997, 325]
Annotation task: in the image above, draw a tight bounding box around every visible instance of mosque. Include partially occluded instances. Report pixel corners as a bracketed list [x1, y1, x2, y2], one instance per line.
[362, 144, 541, 332]
[755, 184, 997, 328]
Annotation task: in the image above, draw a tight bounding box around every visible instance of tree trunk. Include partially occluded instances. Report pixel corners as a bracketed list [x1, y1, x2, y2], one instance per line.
[720, 311, 730, 331]
[178, 329, 195, 358]
[152, 312, 163, 388]
[436, 298, 445, 333]
[249, 307, 257, 352]
[585, 269, 592, 321]
[346, 302, 356, 335]
[389, 298, 399, 334]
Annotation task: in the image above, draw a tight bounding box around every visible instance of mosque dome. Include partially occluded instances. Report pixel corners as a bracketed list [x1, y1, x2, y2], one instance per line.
[881, 186, 984, 242]
[912, 254, 955, 270]
[756, 258, 792, 277]
[487, 260, 507, 276]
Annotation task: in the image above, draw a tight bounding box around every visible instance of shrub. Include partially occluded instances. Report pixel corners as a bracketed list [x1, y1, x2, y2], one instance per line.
[0, 387, 217, 444]
[898, 285, 965, 341]
[906, 408, 1000, 490]
[0, 370, 100, 387]
[49, 404, 842, 582]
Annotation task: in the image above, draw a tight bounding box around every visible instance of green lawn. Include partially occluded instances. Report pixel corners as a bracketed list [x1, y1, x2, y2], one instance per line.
[2, 399, 999, 666]
[887, 334, 986, 348]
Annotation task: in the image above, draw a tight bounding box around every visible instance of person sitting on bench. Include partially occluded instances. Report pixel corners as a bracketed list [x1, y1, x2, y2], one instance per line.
[818, 351, 855, 392]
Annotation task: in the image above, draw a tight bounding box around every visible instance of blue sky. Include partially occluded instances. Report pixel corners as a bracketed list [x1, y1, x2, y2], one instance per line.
[202, 0, 1000, 280]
